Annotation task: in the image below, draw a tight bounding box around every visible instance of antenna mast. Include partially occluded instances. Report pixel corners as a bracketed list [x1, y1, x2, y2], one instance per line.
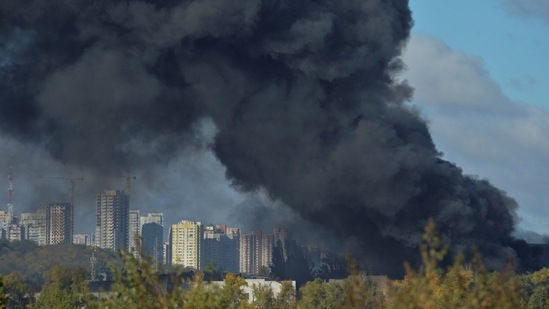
[7, 160, 14, 222]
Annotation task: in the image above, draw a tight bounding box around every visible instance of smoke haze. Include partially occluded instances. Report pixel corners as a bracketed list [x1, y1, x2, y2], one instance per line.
[0, 0, 521, 275]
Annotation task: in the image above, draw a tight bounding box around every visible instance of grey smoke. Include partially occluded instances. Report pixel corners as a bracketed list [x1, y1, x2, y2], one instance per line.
[0, 0, 521, 275]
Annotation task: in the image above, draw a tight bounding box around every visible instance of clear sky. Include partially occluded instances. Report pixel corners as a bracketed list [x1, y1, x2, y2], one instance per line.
[404, 0, 549, 238]
[410, 0, 549, 108]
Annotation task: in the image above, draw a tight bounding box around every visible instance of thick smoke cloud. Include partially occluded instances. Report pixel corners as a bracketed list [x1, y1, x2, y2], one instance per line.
[0, 0, 520, 275]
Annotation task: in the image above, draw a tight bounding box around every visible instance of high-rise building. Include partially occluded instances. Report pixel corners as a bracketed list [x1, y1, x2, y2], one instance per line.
[128, 209, 140, 255]
[20, 210, 47, 246]
[164, 241, 171, 267]
[140, 212, 163, 233]
[170, 220, 203, 269]
[96, 190, 129, 251]
[240, 230, 275, 275]
[46, 202, 73, 245]
[142, 222, 163, 268]
[202, 224, 240, 273]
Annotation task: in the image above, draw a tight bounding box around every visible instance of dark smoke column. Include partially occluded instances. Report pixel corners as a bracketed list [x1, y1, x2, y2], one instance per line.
[0, 0, 519, 275]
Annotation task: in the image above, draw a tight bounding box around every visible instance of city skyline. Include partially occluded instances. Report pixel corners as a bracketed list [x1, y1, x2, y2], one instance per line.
[0, 0, 547, 275]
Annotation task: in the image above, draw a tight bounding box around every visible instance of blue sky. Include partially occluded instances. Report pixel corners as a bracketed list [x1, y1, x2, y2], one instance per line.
[410, 0, 549, 108]
[405, 0, 549, 238]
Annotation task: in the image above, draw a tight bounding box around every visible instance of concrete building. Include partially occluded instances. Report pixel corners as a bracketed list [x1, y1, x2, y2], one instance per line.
[0, 210, 9, 237]
[213, 279, 296, 303]
[20, 210, 47, 246]
[96, 190, 129, 251]
[202, 224, 240, 273]
[163, 241, 171, 266]
[140, 212, 163, 234]
[170, 220, 203, 269]
[73, 233, 92, 246]
[128, 209, 140, 255]
[142, 222, 163, 268]
[0, 211, 22, 242]
[46, 202, 73, 245]
[240, 230, 274, 275]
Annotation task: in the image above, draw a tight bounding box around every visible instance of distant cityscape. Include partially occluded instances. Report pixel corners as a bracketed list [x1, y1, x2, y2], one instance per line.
[0, 186, 323, 276]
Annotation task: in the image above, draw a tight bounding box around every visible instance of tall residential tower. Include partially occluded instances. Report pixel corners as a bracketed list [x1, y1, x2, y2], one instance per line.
[46, 202, 73, 245]
[96, 190, 129, 251]
[170, 220, 203, 269]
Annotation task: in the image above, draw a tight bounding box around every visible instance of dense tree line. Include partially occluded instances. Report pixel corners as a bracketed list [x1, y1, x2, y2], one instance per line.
[0, 239, 119, 306]
[2, 222, 549, 308]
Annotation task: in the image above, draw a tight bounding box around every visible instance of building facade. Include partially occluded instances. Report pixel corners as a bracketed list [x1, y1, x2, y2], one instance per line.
[142, 222, 163, 268]
[96, 190, 129, 251]
[20, 210, 47, 245]
[140, 212, 163, 234]
[128, 209, 140, 255]
[46, 202, 73, 245]
[202, 225, 240, 273]
[240, 230, 277, 275]
[170, 220, 203, 269]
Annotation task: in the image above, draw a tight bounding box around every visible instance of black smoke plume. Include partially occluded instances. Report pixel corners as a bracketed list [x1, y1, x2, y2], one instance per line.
[0, 0, 521, 275]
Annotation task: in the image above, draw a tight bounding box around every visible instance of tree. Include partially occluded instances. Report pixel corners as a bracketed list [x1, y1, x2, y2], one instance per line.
[91, 249, 172, 309]
[3, 272, 34, 308]
[391, 218, 524, 309]
[30, 265, 90, 309]
[525, 268, 549, 309]
[273, 281, 296, 309]
[298, 278, 344, 309]
[251, 283, 274, 309]
[0, 275, 5, 309]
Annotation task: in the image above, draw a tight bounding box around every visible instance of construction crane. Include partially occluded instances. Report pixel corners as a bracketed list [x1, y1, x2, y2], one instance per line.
[38, 176, 84, 207]
[107, 174, 136, 196]
[38, 176, 84, 241]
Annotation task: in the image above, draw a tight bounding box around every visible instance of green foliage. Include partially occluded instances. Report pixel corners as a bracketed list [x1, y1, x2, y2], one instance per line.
[30, 265, 90, 309]
[245, 280, 297, 309]
[92, 249, 248, 309]
[390, 218, 523, 309]
[0, 275, 5, 309]
[9, 219, 549, 308]
[273, 281, 297, 309]
[251, 283, 275, 309]
[342, 257, 385, 309]
[3, 272, 34, 308]
[91, 249, 175, 309]
[0, 240, 119, 287]
[297, 278, 344, 309]
[521, 268, 549, 309]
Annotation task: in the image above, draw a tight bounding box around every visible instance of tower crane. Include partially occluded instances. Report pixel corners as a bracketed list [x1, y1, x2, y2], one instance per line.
[107, 174, 136, 196]
[37, 176, 83, 240]
[38, 176, 84, 207]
